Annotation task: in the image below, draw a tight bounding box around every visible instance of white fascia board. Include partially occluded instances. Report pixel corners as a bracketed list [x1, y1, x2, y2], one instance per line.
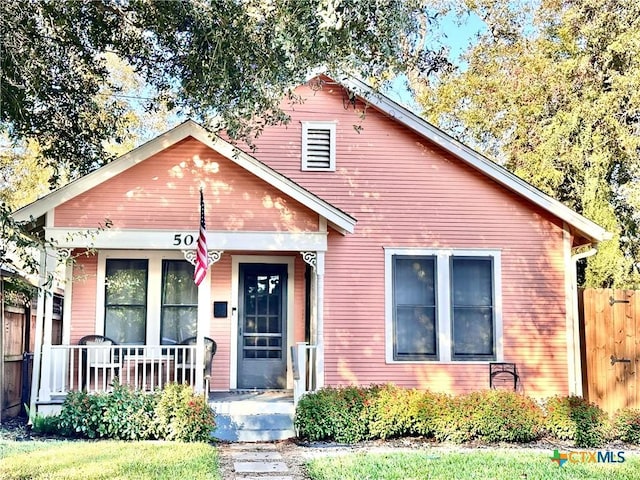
[45, 227, 328, 252]
[338, 76, 610, 244]
[14, 120, 355, 235]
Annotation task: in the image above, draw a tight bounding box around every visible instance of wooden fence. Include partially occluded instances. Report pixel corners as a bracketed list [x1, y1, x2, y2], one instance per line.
[580, 288, 639, 415]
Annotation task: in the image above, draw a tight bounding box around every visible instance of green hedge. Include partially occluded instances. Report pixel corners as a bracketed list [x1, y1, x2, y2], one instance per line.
[295, 384, 626, 447]
[37, 382, 215, 442]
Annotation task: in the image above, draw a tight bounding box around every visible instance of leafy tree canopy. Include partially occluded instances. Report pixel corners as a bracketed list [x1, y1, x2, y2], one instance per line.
[1, 0, 439, 184]
[415, 0, 640, 287]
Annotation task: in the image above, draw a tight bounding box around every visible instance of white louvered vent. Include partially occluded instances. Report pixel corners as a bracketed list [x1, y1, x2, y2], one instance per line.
[302, 121, 336, 171]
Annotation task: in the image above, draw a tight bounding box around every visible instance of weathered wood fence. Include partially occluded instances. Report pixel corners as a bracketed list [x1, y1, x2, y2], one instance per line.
[580, 288, 639, 415]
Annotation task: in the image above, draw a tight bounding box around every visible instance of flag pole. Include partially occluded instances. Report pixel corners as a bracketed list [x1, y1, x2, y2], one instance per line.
[194, 187, 209, 393]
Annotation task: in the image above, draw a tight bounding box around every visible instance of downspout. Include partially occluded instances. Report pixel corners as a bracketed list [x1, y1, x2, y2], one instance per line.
[570, 247, 598, 397]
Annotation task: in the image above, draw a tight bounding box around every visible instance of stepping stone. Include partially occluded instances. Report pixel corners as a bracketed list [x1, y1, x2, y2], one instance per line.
[228, 443, 277, 450]
[235, 477, 293, 480]
[234, 461, 289, 473]
[232, 451, 283, 461]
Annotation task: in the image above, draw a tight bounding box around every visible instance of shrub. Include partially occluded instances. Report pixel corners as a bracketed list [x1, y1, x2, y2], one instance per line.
[469, 390, 543, 443]
[57, 390, 105, 438]
[431, 394, 476, 443]
[156, 383, 216, 442]
[366, 384, 417, 439]
[100, 382, 159, 440]
[544, 395, 608, 447]
[410, 390, 451, 438]
[613, 408, 640, 444]
[295, 385, 376, 443]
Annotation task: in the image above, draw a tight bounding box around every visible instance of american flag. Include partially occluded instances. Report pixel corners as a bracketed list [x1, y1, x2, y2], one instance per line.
[194, 188, 208, 286]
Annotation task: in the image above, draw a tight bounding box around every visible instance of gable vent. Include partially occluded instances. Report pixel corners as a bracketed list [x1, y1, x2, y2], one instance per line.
[302, 121, 336, 171]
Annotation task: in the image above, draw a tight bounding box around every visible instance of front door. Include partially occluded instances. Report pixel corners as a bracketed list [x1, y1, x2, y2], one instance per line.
[237, 263, 287, 389]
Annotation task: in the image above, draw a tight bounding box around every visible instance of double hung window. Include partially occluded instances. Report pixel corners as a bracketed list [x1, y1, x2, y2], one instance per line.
[386, 249, 501, 362]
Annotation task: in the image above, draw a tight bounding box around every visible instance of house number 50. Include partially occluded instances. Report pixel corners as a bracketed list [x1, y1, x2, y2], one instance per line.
[173, 233, 195, 246]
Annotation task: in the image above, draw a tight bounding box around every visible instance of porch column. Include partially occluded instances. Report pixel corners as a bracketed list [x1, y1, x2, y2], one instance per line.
[195, 272, 211, 392]
[302, 250, 325, 389]
[316, 252, 325, 389]
[184, 249, 223, 393]
[35, 248, 56, 403]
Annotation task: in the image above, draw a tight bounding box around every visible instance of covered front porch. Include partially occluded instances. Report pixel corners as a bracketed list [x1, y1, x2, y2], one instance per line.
[31, 242, 325, 418]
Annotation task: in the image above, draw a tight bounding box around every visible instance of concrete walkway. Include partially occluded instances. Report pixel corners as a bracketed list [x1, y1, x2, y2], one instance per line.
[220, 442, 302, 480]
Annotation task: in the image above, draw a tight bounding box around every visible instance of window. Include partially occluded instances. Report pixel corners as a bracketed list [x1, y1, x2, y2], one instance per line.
[393, 256, 437, 360]
[301, 121, 336, 171]
[160, 260, 198, 345]
[385, 249, 502, 362]
[104, 259, 148, 344]
[98, 253, 202, 345]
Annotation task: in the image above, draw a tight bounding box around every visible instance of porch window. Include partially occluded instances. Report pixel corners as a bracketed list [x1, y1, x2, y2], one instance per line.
[385, 248, 501, 362]
[104, 259, 148, 344]
[160, 260, 198, 345]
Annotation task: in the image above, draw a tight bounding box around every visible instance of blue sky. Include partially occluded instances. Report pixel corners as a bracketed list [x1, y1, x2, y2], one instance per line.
[385, 10, 486, 112]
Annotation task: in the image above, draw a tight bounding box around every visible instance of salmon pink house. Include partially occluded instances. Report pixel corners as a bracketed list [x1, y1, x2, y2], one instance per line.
[15, 74, 610, 418]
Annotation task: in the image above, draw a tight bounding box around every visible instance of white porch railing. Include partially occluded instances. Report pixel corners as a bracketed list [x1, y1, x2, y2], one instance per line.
[47, 345, 199, 395]
[291, 342, 318, 404]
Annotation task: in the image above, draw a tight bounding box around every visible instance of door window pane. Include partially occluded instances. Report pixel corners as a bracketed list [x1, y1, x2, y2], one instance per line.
[161, 260, 198, 344]
[393, 256, 437, 360]
[451, 257, 494, 359]
[105, 259, 148, 344]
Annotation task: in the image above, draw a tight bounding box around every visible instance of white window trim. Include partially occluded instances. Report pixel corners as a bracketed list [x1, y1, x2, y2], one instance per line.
[301, 121, 337, 171]
[384, 247, 503, 364]
[95, 250, 188, 345]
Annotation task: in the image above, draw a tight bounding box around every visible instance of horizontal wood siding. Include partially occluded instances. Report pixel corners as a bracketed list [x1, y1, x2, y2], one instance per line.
[70, 252, 98, 343]
[251, 80, 569, 399]
[54, 138, 319, 232]
[210, 255, 231, 390]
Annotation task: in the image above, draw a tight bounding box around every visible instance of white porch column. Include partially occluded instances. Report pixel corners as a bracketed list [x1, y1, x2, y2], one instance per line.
[195, 273, 211, 392]
[301, 251, 325, 389]
[316, 252, 325, 389]
[35, 248, 56, 403]
[183, 249, 223, 393]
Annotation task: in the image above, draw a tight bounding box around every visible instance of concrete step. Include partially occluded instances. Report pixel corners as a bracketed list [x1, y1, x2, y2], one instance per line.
[209, 391, 295, 442]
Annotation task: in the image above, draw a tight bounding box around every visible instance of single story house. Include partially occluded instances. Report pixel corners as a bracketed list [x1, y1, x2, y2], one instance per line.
[13, 74, 609, 419]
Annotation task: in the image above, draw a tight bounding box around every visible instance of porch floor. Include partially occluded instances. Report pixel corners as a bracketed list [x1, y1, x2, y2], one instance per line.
[208, 390, 295, 442]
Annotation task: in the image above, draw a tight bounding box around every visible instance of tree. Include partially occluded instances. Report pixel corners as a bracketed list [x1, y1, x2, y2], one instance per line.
[1, 0, 444, 279]
[1, 0, 437, 181]
[414, 0, 640, 287]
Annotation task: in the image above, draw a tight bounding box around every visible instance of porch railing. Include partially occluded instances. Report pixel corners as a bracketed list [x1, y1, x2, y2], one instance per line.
[291, 342, 317, 404]
[47, 345, 199, 395]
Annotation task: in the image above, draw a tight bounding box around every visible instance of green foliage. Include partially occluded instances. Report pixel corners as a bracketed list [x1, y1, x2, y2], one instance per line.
[544, 395, 608, 447]
[295, 385, 377, 443]
[416, 0, 640, 287]
[296, 385, 543, 444]
[99, 382, 159, 440]
[156, 383, 216, 442]
[365, 384, 444, 439]
[29, 414, 60, 435]
[56, 382, 213, 442]
[1, 0, 439, 179]
[612, 408, 640, 445]
[464, 390, 543, 443]
[57, 390, 106, 439]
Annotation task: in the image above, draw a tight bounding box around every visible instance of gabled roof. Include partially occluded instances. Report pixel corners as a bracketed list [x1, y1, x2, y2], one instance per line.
[336, 74, 611, 245]
[13, 120, 357, 234]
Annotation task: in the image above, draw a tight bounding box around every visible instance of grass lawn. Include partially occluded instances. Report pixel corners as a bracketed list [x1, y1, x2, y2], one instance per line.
[0, 439, 220, 480]
[306, 450, 640, 480]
